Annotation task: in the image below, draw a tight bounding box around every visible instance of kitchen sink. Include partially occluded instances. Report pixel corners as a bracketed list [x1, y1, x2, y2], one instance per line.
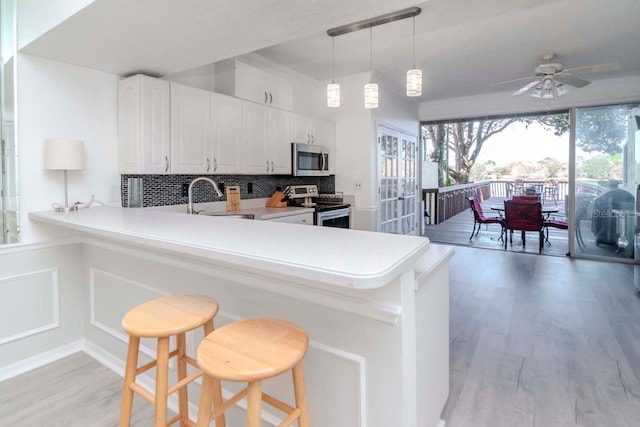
[196, 211, 255, 219]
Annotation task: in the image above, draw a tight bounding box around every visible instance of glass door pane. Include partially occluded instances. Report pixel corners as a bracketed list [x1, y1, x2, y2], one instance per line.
[572, 103, 640, 260]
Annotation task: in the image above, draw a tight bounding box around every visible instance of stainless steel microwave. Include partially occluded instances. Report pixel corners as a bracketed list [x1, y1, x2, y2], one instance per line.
[292, 143, 330, 176]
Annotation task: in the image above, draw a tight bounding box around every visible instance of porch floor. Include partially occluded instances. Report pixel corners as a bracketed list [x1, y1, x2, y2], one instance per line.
[424, 197, 573, 257]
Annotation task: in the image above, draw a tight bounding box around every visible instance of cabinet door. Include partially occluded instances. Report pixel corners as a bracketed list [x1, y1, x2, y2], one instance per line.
[267, 73, 293, 111]
[309, 118, 327, 146]
[268, 108, 292, 174]
[118, 75, 170, 174]
[211, 93, 243, 174]
[170, 83, 211, 174]
[242, 101, 270, 174]
[235, 61, 268, 105]
[291, 113, 310, 144]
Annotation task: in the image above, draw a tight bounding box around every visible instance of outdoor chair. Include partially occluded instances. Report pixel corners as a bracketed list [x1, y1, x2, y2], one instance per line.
[503, 199, 544, 253]
[467, 196, 504, 239]
[543, 218, 568, 244]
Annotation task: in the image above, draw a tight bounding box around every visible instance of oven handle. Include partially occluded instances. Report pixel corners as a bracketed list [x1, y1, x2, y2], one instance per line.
[317, 208, 351, 222]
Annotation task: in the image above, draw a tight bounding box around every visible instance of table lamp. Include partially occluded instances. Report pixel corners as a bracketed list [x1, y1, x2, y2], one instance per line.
[44, 138, 85, 212]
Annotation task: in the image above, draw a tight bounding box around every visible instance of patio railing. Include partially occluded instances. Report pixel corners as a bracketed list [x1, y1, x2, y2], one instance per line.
[423, 179, 582, 225]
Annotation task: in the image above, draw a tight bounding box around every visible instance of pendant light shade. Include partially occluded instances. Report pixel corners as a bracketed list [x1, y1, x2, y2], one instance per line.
[327, 83, 340, 108]
[364, 83, 379, 109]
[406, 16, 422, 97]
[327, 36, 341, 107]
[406, 69, 422, 97]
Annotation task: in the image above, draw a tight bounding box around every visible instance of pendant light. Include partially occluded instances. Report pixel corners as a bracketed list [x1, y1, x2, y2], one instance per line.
[327, 36, 340, 108]
[364, 27, 379, 109]
[406, 16, 422, 97]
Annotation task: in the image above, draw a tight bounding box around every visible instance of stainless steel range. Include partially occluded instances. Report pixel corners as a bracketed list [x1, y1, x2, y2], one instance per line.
[284, 185, 351, 228]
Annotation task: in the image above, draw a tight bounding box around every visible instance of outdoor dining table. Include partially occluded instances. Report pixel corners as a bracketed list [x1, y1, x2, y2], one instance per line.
[490, 204, 560, 215]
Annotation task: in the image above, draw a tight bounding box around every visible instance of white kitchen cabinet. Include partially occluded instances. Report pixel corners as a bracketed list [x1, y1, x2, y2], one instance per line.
[265, 212, 314, 225]
[242, 101, 270, 174]
[216, 60, 293, 111]
[268, 107, 292, 174]
[170, 83, 211, 174]
[291, 114, 335, 148]
[118, 75, 170, 174]
[243, 101, 292, 175]
[210, 92, 243, 174]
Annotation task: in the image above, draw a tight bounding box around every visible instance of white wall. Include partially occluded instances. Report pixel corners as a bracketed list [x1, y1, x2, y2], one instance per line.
[419, 75, 640, 121]
[17, 0, 95, 49]
[332, 73, 420, 231]
[17, 53, 120, 242]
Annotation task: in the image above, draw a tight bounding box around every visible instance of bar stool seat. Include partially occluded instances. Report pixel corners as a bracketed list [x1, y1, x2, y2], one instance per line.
[119, 295, 222, 427]
[196, 318, 310, 427]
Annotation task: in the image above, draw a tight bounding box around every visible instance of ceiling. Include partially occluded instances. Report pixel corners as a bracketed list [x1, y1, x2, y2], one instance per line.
[22, 0, 640, 102]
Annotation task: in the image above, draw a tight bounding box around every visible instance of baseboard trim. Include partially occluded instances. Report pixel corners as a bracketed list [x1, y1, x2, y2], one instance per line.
[0, 339, 83, 382]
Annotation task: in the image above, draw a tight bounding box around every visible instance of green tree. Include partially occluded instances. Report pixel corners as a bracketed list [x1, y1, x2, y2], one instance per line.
[579, 153, 622, 179]
[536, 105, 638, 154]
[423, 119, 517, 184]
[537, 157, 564, 177]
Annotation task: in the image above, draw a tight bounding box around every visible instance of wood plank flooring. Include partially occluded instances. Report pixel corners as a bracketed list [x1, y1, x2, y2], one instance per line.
[1, 247, 640, 426]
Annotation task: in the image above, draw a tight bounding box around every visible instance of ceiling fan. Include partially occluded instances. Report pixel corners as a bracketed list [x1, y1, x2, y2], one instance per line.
[493, 53, 619, 99]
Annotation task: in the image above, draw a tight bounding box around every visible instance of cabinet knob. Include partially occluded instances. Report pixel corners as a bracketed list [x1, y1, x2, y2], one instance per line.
[264, 91, 268, 104]
[271, 160, 274, 173]
[269, 93, 273, 105]
[206, 157, 211, 172]
[266, 160, 270, 172]
[165, 156, 169, 173]
[213, 157, 218, 172]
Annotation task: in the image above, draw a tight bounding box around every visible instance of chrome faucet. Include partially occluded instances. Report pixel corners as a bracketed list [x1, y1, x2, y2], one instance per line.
[187, 177, 224, 214]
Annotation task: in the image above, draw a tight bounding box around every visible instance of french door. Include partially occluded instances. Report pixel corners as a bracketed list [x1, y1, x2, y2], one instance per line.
[378, 125, 419, 235]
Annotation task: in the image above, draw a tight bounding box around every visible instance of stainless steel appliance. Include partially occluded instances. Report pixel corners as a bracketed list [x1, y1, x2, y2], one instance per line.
[285, 185, 351, 228]
[292, 143, 330, 176]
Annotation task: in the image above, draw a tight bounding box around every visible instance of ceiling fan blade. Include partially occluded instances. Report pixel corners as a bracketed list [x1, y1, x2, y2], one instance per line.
[562, 62, 620, 74]
[490, 76, 536, 87]
[512, 80, 539, 96]
[555, 74, 591, 88]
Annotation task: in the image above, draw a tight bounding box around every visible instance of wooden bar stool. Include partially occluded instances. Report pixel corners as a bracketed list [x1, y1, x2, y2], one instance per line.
[195, 318, 310, 427]
[119, 295, 223, 427]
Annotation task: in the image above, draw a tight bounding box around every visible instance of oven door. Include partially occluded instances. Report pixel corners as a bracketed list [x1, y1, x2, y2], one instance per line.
[316, 208, 351, 228]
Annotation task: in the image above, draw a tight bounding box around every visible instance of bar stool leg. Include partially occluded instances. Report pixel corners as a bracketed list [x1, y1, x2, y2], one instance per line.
[292, 362, 310, 427]
[196, 376, 215, 427]
[203, 321, 226, 427]
[155, 336, 170, 427]
[177, 333, 189, 426]
[246, 381, 262, 427]
[119, 336, 140, 427]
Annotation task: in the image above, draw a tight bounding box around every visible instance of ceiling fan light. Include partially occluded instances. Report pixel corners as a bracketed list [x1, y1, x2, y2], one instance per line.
[556, 83, 569, 96]
[327, 83, 340, 107]
[364, 83, 379, 109]
[531, 88, 554, 99]
[406, 69, 422, 96]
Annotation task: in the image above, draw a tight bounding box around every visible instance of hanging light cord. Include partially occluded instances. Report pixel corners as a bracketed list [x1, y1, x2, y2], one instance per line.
[412, 16, 416, 69]
[369, 27, 373, 83]
[331, 36, 335, 84]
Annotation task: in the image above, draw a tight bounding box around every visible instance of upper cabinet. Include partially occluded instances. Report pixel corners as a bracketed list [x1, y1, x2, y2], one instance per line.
[215, 60, 293, 111]
[118, 75, 171, 174]
[210, 93, 243, 174]
[170, 83, 211, 174]
[118, 74, 332, 176]
[242, 101, 292, 175]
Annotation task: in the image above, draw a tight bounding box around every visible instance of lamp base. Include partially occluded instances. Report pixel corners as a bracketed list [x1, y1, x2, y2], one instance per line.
[54, 205, 79, 213]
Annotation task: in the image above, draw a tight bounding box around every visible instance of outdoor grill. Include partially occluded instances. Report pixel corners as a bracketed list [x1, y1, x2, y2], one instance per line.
[590, 189, 635, 248]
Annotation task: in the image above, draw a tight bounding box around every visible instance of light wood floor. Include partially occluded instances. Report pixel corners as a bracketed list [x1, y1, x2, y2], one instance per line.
[2, 247, 640, 426]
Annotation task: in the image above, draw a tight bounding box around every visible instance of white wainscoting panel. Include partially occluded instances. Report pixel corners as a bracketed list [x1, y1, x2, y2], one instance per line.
[0, 269, 59, 345]
[89, 267, 171, 361]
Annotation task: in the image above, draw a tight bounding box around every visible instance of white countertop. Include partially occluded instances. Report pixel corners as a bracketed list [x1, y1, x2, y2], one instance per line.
[29, 206, 440, 289]
[146, 200, 315, 220]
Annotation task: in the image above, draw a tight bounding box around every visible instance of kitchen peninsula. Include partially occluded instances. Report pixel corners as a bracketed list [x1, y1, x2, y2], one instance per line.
[29, 206, 454, 427]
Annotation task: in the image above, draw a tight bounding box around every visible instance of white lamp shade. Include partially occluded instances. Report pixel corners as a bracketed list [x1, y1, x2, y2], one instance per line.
[327, 83, 340, 107]
[364, 83, 379, 109]
[44, 139, 85, 170]
[406, 69, 422, 97]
